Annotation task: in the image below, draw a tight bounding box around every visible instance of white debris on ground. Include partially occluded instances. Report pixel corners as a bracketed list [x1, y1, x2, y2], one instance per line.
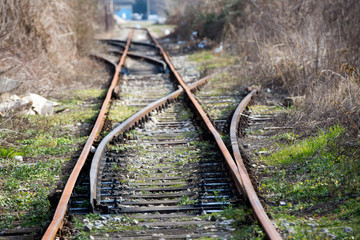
[113, 14, 126, 25]
[0, 93, 59, 116]
[213, 42, 223, 53]
[22, 93, 59, 116]
[0, 94, 31, 117]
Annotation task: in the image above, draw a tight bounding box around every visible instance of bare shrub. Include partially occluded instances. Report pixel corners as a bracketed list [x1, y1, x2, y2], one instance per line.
[0, 0, 106, 96]
[171, 0, 360, 130]
[300, 65, 360, 131]
[168, 0, 244, 41]
[238, 0, 360, 130]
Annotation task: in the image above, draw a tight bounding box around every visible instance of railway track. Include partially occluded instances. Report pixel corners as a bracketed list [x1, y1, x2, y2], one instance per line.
[91, 101, 240, 239]
[41, 28, 281, 239]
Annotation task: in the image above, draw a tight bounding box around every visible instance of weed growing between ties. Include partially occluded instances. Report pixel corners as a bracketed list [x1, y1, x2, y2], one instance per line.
[190, 50, 253, 122]
[178, 195, 198, 205]
[204, 205, 264, 240]
[0, 88, 105, 230]
[108, 104, 138, 123]
[70, 213, 188, 239]
[70, 206, 263, 240]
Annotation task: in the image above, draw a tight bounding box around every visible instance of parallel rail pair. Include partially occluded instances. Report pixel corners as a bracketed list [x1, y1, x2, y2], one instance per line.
[42, 28, 281, 240]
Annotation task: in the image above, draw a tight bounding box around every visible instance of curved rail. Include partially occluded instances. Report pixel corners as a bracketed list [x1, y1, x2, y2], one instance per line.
[103, 41, 126, 49]
[91, 53, 118, 69]
[108, 50, 168, 72]
[42, 30, 134, 240]
[147, 29, 282, 239]
[230, 90, 282, 239]
[90, 75, 213, 208]
[90, 88, 182, 207]
[98, 39, 158, 49]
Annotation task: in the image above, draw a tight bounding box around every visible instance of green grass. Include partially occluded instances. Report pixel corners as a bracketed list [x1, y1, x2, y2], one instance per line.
[207, 204, 264, 240]
[0, 88, 106, 230]
[18, 131, 87, 157]
[268, 202, 360, 239]
[48, 108, 100, 125]
[259, 124, 360, 239]
[262, 125, 360, 202]
[271, 132, 299, 144]
[108, 104, 138, 123]
[72, 89, 106, 100]
[148, 24, 176, 37]
[189, 50, 238, 70]
[0, 158, 65, 228]
[189, 51, 215, 62]
[0, 147, 24, 158]
[250, 104, 286, 115]
[52, 89, 106, 125]
[178, 195, 198, 205]
[264, 125, 343, 165]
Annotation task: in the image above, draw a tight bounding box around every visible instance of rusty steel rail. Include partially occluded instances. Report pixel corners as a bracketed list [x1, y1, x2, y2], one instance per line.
[93, 51, 167, 72]
[147, 29, 244, 194]
[89, 74, 213, 208]
[230, 90, 282, 240]
[90, 88, 183, 208]
[102, 40, 126, 49]
[42, 30, 134, 240]
[147, 29, 282, 240]
[98, 39, 158, 49]
[230, 89, 281, 239]
[91, 53, 118, 69]
[108, 50, 168, 72]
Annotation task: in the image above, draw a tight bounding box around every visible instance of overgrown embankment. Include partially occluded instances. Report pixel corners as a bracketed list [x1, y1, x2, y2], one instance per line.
[170, 0, 360, 132]
[0, 0, 106, 95]
[0, 88, 108, 234]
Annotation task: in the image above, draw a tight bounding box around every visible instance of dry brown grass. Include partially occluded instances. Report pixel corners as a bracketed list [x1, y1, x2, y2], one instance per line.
[234, 0, 360, 132]
[168, 0, 243, 41]
[0, 0, 108, 96]
[171, 0, 360, 132]
[300, 65, 360, 131]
